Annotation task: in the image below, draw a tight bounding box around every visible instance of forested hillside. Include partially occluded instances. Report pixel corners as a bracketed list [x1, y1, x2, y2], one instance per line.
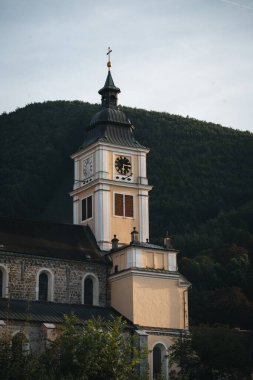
[1, 101, 253, 331]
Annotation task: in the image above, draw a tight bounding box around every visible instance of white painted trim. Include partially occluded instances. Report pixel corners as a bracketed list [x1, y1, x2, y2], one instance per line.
[138, 190, 149, 243]
[72, 144, 149, 160]
[73, 159, 79, 190]
[168, 252, 177, 271]
[81, 272, 99, 306]
[73, 196, 79, 224]
[94, 184, 110, 248]
[95, 146, 108, 180]
[69, 178, 153, 197]
[36, 268, 54, 302]
[109, 268, 180, 281]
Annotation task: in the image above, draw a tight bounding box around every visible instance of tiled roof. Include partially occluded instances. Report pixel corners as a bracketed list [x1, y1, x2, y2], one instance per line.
[82, 123, 146, 150]
[135, 325, 189, 335]
[0, 298, 120, 323]
[0, 217, 108, 263]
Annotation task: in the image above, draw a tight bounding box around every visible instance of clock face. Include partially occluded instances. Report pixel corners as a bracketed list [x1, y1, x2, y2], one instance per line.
[83, 157, 93, 179]
[115, 156, 132, 175]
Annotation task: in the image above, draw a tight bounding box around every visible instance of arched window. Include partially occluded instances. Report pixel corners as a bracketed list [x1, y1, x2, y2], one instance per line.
[153, 345, 162, 378]
[82, 273, 99, 306]
[152, 343, 168, 380]
[12, 332, 29, 356]
[39, 272, 48, 301]
[84, 277, 93, 305]
[0, 265, 8, 298]
[36, 269, 54, 302]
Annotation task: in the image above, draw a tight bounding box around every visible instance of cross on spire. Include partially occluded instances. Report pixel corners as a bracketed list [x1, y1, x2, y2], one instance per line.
[107, 47, 112, 70]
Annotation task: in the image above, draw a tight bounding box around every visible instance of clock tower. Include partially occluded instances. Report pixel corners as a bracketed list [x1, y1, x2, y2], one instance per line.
[70, 52, 190, 379]
[70, 56, 152, 250]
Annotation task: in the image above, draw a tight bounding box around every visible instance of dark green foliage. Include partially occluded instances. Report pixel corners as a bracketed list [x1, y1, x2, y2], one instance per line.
[0, 101, 100, 222]
[0, 315, 148, 380]
[169, 326, 252, 380]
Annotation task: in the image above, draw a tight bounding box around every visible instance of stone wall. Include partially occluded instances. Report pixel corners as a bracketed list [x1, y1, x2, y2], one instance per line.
[0, 251, 109, 306]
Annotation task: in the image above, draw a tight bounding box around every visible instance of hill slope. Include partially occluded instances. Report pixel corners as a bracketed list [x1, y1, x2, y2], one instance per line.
[1, 101, 253, 327]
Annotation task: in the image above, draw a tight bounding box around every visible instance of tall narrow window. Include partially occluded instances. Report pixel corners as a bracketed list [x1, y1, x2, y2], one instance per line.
[114, 194, 133, 217]
[82, 196, 93, 221]
[153, 345, 162, 378]
[0, 270, 2, 298]
[84, 277, 93, 305]
[153, 343, 168, 380]
[39, 272, 48, 301]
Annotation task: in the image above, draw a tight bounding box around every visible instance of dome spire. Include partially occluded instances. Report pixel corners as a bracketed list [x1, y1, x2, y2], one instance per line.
[98, 47, 120, 108]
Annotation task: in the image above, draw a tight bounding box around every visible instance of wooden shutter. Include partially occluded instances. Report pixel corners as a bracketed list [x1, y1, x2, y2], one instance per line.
[115, 193, 123, 216]
[125, 195, 133, 217]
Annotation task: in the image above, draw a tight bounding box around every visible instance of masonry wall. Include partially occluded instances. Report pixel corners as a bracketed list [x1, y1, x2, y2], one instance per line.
[0, 251, 109, 306]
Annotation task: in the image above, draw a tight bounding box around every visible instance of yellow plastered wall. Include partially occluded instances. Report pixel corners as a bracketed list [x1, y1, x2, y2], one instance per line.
[110, 275, 134, 322]
[132, 276, 184, 328]
[110, 272, 187, 329]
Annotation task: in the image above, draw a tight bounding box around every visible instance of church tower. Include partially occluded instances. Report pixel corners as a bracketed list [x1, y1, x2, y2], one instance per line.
[70, 51, 151, 250]
[71, 51, 190, 379]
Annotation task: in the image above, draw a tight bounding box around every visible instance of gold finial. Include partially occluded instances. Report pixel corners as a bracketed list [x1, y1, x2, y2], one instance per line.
[107, 47, 112, 70]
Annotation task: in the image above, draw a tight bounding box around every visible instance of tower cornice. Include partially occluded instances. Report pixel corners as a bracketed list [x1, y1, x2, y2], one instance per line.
[69, 179, 153, 197]
[71, 141, 150, 160]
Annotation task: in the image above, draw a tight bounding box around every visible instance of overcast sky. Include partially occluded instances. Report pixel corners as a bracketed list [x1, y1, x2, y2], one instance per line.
[0, 0, 253, 132]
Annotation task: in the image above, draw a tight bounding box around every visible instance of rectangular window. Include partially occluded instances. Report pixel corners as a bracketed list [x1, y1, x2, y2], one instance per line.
[125, 195, 133, 217]
[115, 193, 124, 216]
[82, 196, 93, 221]
[114, 193, 134, 218]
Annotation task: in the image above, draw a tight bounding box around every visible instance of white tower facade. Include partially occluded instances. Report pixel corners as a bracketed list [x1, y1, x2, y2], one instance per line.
[70, 70, 152, 250]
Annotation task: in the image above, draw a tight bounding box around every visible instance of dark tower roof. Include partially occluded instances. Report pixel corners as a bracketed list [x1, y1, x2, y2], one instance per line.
[98, 70, 121, 95]
[82, 68, 146, 150]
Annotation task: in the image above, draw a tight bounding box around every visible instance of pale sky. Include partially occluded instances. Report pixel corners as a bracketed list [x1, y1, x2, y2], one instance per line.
[1, 0, 253, 132]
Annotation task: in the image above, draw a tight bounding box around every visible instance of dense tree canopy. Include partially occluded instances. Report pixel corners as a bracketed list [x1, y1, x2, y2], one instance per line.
[0, 315, 148, 380]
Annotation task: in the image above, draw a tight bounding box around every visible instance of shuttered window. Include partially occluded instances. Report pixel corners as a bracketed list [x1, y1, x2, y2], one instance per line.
[115, 193, 124, 216]
[82, 196, 93, 221]
[125, 195, 133, 217]
[114, 193, 134, 217]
